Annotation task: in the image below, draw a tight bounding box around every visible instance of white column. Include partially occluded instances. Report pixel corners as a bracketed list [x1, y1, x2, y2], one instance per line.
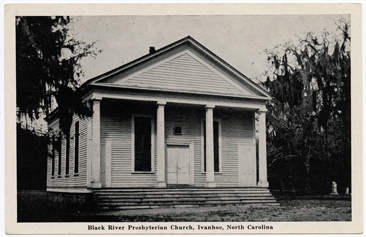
[258, 109, 269, 188]
[205, 105, 216, 187]
[156, 101, 166, 188]
[90, 99, 102, 188]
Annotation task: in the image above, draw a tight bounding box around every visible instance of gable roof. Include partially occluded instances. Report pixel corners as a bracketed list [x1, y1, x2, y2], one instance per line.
[83, 36, 271, 99]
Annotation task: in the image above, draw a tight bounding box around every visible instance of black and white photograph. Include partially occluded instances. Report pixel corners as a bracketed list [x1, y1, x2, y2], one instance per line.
[4, 3, 363, 235]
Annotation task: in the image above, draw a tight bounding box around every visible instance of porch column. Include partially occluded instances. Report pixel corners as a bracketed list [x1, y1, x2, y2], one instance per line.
[90, 99, 102, 188]
[156, 101, 166, 188]
[258, 109, 269, 188]
[205, 105, 216, 187]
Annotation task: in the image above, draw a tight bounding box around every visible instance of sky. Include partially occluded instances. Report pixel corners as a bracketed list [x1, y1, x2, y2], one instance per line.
[71, 15, 350, 83]
[15, 14, 350, 133]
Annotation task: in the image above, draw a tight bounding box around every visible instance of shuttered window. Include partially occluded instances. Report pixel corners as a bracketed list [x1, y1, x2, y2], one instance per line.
[65, 134, 70, 175]
[74, 121, 79, 174]
[204, 120, 220, 172]
[51, 135, 55, 176]
[58, 132, 62, 176]
[134, 117, 152, 172]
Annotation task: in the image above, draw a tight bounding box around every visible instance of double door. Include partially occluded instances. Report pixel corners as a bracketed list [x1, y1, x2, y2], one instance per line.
[167, 145, 190, 185]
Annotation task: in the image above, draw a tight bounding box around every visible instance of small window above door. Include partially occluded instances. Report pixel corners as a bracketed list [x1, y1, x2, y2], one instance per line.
[173, 126, 182, 135]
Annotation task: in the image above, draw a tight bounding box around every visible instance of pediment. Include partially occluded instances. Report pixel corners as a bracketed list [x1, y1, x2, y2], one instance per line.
[91, 37, 270, 99]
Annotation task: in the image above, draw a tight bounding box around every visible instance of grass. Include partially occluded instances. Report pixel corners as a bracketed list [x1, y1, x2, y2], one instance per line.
[17, 190, 351, 222]
[116, 200, 351, 222]
[17, 190, 95, 222]
[18, 190, 61, 222]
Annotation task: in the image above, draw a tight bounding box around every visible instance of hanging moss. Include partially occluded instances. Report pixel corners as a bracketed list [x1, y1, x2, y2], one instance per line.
[16, 16, 99, 133]
[264, 19, 351, 194]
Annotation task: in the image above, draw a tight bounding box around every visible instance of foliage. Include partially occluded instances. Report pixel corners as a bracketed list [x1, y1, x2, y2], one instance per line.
[263, 18, 351, 194]
[17, 123, 48, 190]
[16, 16, 99, 134]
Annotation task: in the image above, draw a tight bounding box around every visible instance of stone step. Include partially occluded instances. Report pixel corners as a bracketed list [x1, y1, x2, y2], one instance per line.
[97, 199, 278, 205]
[98, 200, 280, 210]
[98, 196, 275, 202]
[98, 195, 274, 201]
[94, 190, 270, 196]
[93, 188, 278, 210]
[95, 192, 272, 198]
[94, 188, 269, 193]
[98, 197, 276, 204]
[94, 188, 268, 192]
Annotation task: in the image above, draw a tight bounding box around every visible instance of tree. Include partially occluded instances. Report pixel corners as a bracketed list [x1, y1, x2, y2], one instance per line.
[263, 19, 351, 194]
[16, 16, 99, 135]
[17, 123, 48, 190]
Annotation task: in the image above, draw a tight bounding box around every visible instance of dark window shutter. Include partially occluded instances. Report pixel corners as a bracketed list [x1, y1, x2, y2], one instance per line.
[74, 121, 79, 174]
[134, 117, 152, 172]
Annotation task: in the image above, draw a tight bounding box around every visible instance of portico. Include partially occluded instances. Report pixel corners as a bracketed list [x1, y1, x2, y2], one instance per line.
[85, 90, 269, 189]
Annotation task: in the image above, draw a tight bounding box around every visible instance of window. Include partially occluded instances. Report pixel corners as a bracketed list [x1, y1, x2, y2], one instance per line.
[173, 126, 182, 135]
[134, 116, 152, 172]
[203, 120, 220, 172]
[58, 132, 62, 176]
[74, 121, 79, 174]
[51, 135, 55, 176]
[65, 134, 70, 175]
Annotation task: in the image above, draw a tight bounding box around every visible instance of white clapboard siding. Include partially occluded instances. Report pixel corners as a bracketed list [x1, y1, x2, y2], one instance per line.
[194, 109, 254, 187]
[99, 101, 255, 188]
[120, 53, 248, 97]
[47, 114, 88, 188]
[100, 106, 157, 187]
[216, 110, 254, 187]
[100, 139, 112, 187]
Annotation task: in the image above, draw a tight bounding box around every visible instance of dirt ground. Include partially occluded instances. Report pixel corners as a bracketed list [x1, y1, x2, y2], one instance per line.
[114, 199, 351, 222]
[17, 191, 351, 222]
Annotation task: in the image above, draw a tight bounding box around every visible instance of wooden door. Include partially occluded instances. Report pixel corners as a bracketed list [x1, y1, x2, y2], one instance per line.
[167, 145, 190, 185]
[238, 144, 256, 186]
[167, 147, 178, 184]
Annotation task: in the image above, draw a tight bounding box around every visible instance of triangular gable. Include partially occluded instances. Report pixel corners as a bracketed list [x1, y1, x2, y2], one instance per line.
[89, 36, 271, 99]
[104, 51, 253, 97]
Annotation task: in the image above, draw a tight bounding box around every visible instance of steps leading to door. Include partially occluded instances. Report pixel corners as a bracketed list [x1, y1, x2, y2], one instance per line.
[93, 187, 279, 210]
